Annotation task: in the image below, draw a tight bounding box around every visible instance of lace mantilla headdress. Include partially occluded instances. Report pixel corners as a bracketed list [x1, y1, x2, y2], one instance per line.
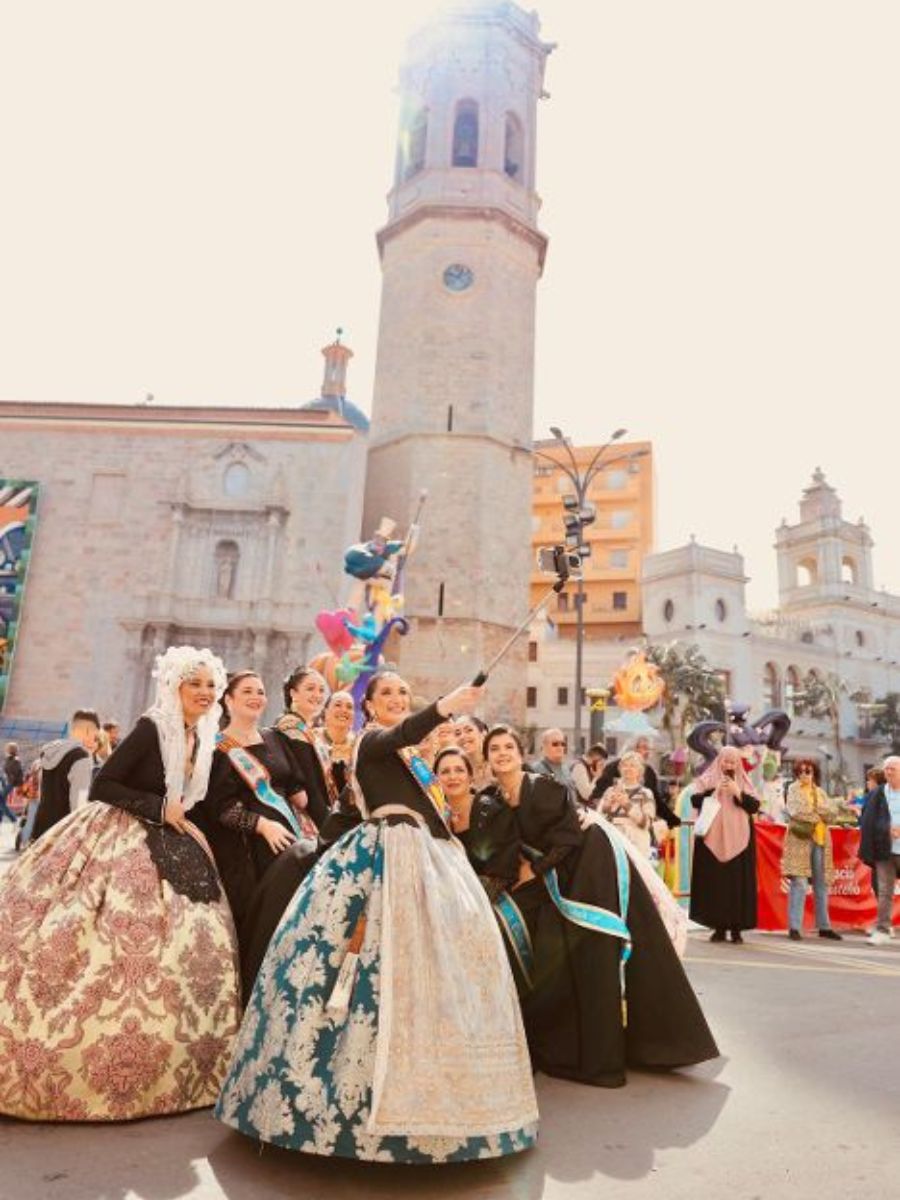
[145, 645, 228, 811]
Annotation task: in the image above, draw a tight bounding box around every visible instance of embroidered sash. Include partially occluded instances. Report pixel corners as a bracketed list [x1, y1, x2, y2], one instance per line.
[275, 713, 340, 806]
[397, 746, 452, 828]
[493, 891, 535, 989]
[216, 736, 304, 840]
[347, 723, 451, 830]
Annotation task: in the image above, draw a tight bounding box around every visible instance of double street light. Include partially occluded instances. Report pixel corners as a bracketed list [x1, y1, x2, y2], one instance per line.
[534, 427, 650, 752]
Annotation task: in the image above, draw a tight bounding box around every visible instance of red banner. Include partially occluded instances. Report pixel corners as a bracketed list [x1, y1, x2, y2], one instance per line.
[755, 824, 900, 931]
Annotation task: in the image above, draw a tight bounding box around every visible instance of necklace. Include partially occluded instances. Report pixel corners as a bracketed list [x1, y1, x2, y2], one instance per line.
[497, 773, 523, 807]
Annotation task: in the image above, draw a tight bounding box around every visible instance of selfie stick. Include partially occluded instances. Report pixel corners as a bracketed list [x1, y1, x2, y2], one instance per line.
[471, 578, 567, 687]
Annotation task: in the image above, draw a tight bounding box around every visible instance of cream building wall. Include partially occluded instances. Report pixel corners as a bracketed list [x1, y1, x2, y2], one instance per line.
[0, 399, 366, 726]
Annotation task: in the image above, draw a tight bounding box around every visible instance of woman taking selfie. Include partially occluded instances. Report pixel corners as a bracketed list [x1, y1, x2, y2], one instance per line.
[216, 672, 537, 1163]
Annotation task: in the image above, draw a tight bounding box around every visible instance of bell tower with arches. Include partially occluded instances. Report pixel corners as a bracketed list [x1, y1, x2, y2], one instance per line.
[776, 468, 874, 606]
[363, 3, 554, 715]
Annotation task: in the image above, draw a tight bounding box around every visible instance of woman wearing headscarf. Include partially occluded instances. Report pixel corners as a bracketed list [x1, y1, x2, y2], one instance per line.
[0, 646, 241, 1121]
[216, 671, 537, 1163]
[689, 745, 760, 943]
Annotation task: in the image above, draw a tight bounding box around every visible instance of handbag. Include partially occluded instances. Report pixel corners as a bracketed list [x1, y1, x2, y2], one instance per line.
[788, 818, 814, 840]
[693, 794, 721, 838]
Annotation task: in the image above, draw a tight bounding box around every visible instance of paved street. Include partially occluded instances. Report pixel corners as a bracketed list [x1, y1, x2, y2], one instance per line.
[1, 832, 898, 1200]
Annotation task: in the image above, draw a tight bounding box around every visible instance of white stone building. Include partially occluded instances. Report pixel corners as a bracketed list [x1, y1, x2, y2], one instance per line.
[529, 471, 899, 779]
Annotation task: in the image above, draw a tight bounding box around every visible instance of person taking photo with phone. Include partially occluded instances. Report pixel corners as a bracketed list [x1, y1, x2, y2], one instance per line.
[689, 745, 760, 943]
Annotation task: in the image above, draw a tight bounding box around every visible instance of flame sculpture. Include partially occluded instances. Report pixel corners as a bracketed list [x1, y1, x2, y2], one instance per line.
[612, 651, 665, 712]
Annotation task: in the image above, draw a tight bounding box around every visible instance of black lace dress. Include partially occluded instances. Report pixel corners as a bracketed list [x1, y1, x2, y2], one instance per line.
[196, 731, 314, 1001]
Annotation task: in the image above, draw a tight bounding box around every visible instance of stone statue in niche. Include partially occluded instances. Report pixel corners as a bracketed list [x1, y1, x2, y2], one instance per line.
[214, 541, 239, 599]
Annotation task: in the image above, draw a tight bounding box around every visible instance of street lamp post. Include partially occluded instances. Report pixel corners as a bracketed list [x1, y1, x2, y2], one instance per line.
[533, 428, 648, 752]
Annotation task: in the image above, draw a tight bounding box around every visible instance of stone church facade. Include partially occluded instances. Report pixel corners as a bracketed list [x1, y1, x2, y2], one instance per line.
[0, 347, 367, 725]
[1, 2, 557, 730]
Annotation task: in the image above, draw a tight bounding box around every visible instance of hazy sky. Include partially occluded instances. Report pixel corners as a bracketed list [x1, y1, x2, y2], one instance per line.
[2, 1, 898, 609]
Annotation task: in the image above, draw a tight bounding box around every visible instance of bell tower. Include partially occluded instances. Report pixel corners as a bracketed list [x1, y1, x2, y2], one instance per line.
[363, 2, 553, 717]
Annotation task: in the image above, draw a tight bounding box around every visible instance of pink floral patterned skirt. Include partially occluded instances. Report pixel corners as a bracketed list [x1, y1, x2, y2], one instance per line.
[0, 802, 241, 1121]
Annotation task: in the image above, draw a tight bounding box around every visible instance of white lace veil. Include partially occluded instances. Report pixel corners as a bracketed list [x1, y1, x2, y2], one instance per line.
[144, 645, 227, 812]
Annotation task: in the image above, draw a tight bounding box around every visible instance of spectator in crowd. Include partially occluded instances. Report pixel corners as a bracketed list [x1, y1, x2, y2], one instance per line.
[854, 767, 885, 816]
[689, 745, 760, 943]
[860, 755, 900, 945]
[102, 720, 121, 752]
[592, 735, 680, 828]
[30, 709, 101, 842]
[570, 742, 609, 804]
[3, 743, 24, 793]
[530, 728, 574, 790]
[596, 749, 662, 857]
[782, 758, 842, 941]
[14, 760, 42, 851]
[1, 743, 24, 828]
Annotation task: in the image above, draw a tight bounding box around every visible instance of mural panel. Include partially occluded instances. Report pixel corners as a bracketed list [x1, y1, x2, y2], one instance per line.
[0, 481, 40, 710]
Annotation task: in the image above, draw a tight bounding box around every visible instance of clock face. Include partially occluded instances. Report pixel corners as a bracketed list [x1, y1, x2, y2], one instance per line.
[443, 263, 474, 292]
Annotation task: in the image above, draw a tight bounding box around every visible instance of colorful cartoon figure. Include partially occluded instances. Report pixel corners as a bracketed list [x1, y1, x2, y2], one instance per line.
[343, 518, 404, 583]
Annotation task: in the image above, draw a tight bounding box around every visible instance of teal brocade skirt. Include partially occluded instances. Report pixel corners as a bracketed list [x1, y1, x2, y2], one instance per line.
[215, 821, 538, 1163]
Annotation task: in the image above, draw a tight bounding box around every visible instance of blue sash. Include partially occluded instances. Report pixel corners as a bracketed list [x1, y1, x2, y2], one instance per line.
[540, 825, 633, 1022]
[217, 739, 304, 840]
[493, 891, 535, 989]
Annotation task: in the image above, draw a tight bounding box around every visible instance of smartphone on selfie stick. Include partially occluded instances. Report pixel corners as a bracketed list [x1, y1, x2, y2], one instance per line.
[471, 546, 579, 686]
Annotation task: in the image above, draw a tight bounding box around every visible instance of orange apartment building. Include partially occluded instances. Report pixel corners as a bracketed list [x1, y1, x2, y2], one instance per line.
[531, 440, 654, 641]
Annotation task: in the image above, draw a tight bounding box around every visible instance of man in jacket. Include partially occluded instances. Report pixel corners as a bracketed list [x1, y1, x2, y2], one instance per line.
[30, 710, 100, 843]
[530, 728, 575, 791]
[859, 755, 900, 944]
[0, 742, 25, 830]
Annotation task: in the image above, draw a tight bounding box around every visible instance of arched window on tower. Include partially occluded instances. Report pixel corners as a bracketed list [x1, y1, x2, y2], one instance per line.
[841, 556, 858, 585]
[504, 112, 524, 180]
[452, 100, 479, 167]
[796, 557, 818, 588]
[404, 107, 428, 179]
[762, 662, 780, 709]
[214, 540, 240, 600]
[784, 666, 801, 717]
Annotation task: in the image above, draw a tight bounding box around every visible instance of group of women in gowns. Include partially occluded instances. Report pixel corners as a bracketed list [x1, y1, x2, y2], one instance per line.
[0, 646, 719, 1165]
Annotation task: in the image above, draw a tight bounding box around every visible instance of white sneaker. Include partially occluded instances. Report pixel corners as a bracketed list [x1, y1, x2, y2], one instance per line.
[867, 930, 891, 946]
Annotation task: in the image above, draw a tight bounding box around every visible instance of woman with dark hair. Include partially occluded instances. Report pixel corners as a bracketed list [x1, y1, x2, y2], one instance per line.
[689, 746, 760, 943]
[0, 646, 241, 1121]
[272, 666, 331, 830]
[434, 745, 477, 837]
[453, 715, 491, 789]
[782, 758, 842, 942]
[196, 671, 318, 1000]
[465, 725, 717, 1089]
[216, 672, 537, 1163]
[320, 689, 357, 796]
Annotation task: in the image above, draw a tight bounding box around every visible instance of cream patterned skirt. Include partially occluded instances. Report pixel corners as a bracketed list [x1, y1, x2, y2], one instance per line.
[0, 803, 241, 1120]
[216, 819, 538, 1162]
